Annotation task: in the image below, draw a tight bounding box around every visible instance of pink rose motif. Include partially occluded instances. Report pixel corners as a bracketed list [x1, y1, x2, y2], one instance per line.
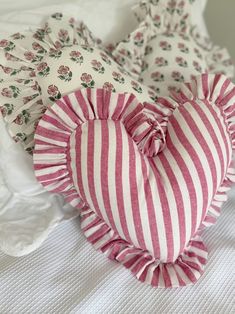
[1, 88, 13, 98]
[24, 51, 35, 61]
[37, 62, 48, 72]
[5, 52, 18, 61]
[47, 84, 59, 96]
[54, 41, 62, 49]
[112, 71, 121, 80]
[153, 15, 160, 22]
[105, 43, 115, 53]
[131, 81, 139, 89]
[81, 73, 92, 83]
[32, 42, 42, 51]
[57, 65, 70, 75]
[91, 60, 102, 68]
[176, 57, 183, 63]
[70, 51, 81, 58]
[171, 71, 184, 82]
[0, 39, 9, 48]
[58, 29, 68, 40]
[159, 41, 171, 50]
[151, 71, 164, 82]
[2, 66, 12, 74]
[103, 82, 115, 92]
[23, 96, 33, 104]
[134, 32, 143, 41]
[14, 115, 23, 125]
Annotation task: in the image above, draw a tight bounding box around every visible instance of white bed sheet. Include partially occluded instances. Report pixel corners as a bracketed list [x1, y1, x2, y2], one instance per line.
[0, 0, 234, 313]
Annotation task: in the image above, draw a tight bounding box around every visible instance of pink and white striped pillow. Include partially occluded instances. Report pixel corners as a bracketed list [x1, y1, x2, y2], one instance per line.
[33, 74, 235, 288]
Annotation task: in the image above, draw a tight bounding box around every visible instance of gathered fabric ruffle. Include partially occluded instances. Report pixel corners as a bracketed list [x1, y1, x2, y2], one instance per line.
[79, 74, 235, 288]
[0, 13, 101, 154]
[80, 206, 208, 288]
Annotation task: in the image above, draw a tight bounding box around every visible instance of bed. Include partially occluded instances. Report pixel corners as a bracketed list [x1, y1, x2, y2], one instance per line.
[0, 1, 234, 313]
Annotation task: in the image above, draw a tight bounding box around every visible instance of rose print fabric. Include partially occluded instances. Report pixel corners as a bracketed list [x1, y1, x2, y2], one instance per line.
[0, 13, 161, 154]
[112, 0, 234, 97]
[0, 14, 102, 154]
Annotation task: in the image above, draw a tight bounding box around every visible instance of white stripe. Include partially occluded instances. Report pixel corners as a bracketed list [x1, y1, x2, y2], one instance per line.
[35, 134, 67, 147]
[107, 121, 125, 239]
[164, 148, 191, 252]
[191, 101, 225, 185]
[68, 92, 86, 122]
[177, 109, 214, 222]
[154, 158, 180, 261]
[93, 120, 110, 224]
[120, 123, 139, 248]
[167, 121, 203, 232]
[51, 102, 78, 129]
[166, 264, 179, 287]
[136, 156, 154, 257]
[147, 162, 168, 261]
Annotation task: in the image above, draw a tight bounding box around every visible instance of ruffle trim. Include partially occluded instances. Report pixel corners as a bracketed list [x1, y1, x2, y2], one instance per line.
[112, 0, 234, 80]
[33, 88, 173, 208]
[172, 73, 235, 228]
[0, 13, 102, 153]
[80, 207, 208, 288]
[80, 74, 235, 288]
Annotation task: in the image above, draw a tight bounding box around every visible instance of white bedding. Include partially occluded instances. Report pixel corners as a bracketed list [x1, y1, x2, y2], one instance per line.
[0, 0, 234, 313]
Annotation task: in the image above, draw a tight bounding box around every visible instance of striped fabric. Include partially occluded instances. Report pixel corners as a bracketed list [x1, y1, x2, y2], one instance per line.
[34, 74, 235, 288]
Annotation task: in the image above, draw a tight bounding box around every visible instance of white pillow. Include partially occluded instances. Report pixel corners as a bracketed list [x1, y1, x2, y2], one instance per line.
[0, 115, 77, 257]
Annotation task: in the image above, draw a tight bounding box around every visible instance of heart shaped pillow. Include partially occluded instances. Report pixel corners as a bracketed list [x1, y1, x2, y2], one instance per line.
[34, 74, 235, 288]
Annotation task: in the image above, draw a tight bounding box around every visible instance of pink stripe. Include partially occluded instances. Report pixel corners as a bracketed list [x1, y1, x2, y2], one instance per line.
[123, 103, 143, 126]
[216, 79, 231, 104]
[123, 254, 141, 269]
[115, 122, 132, 243]
[128, 137, 146, 250]
[166, 136, 197, 238]
[181, 106, 217, 196]
[34, 139, 54, 146]
[177, 260, 197, 283]
[112, 93, 126, 120]
[75, 90, 90, 120]
[87, 120, 102, 218]
[36, 168, 67, 182]
[201, 74, 209, 98]
[205, 100, 230, 167]
[151, 267, 160, 286]
[42, 113, 72, 133]
[75, 127, 88, 205]
[149, 160, 174, 262]
[170, 116, 209, 220]
[159, 154, 186, 256]
[56, 98, 81, 124]
[36, 125, 69, 142]
[140, 157, 161, 258]
[162, 266, 172, 288]
[33, 147, 65, 154]
[196, 101, 225, 179]
[138, 266, 148, 283]
[100, 120, 116, 229]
